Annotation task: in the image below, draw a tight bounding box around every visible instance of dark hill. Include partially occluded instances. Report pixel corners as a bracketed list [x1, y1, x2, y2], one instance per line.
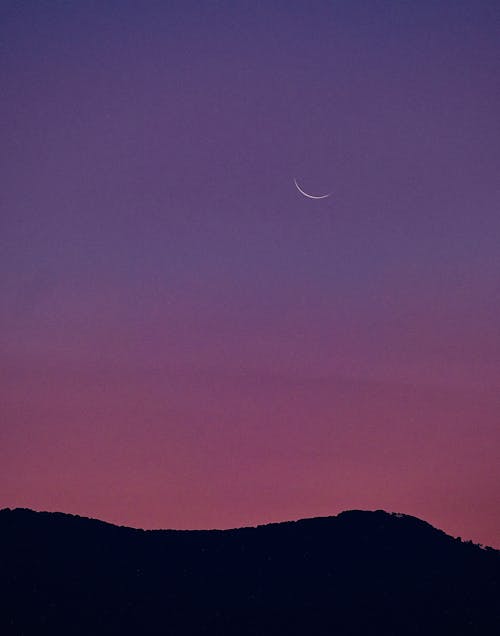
[0, 508, 498, 635]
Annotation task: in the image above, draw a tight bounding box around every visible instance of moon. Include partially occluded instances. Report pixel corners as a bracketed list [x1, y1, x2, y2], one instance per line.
[293, 178, 332, 200]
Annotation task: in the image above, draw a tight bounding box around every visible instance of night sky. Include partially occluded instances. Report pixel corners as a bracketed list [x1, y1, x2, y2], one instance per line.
[1, 1, 499, 548]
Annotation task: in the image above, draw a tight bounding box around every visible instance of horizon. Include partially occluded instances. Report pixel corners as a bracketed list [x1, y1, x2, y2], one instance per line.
[2, 506, 497, 550]
[1, 1, 499, 550]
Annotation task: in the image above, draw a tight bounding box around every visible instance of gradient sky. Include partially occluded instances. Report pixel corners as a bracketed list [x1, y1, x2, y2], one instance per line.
[1, 1, 499, 548]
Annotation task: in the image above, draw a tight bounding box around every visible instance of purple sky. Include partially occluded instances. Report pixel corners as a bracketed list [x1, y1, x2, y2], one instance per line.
[1, 1, 499, 547]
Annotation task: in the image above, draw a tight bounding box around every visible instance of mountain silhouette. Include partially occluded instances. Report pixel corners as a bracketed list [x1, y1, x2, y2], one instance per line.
[0, 507, 498, 635]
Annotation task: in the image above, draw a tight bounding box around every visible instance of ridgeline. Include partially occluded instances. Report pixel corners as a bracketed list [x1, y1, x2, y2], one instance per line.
[1, 507, 498, 635]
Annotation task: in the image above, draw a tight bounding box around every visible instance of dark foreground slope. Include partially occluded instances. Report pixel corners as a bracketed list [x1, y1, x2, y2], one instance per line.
[0, 508, 498, 635]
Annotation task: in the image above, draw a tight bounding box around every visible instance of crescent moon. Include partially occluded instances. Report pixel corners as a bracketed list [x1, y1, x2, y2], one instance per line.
[294, 178, 332, 200]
